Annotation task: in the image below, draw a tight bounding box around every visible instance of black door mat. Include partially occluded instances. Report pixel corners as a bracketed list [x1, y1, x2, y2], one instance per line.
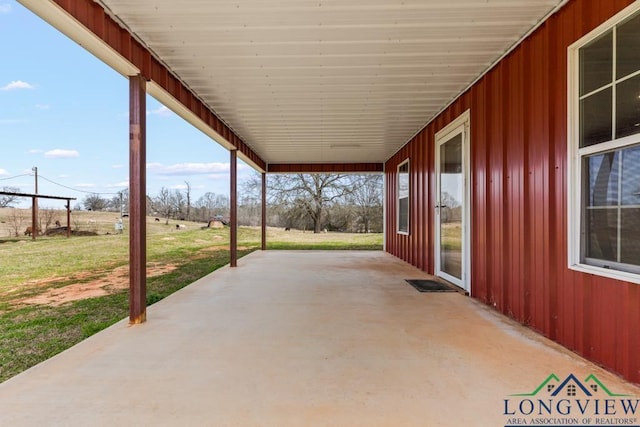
[405, 279, 457, 292]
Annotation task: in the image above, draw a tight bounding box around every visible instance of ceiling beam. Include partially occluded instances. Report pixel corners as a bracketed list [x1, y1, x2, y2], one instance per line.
[267, 163, 383, 173]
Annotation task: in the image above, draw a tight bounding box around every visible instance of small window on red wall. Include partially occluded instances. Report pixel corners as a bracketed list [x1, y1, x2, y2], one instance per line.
[398, 160, 409, 234]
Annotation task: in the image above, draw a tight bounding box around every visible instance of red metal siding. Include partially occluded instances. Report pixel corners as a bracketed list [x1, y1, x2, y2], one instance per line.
[385, 0, 640, 383]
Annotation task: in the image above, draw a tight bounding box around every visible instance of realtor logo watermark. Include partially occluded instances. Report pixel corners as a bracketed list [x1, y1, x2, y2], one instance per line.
[504, 374, 639, 426]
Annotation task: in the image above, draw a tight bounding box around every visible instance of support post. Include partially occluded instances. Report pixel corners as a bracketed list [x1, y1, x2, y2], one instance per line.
[66, 200, 71, 238]
[129, 74, 147, 324]
[32, 167, 38, 240]
[31, 196, 36, 240]
[230, 149, 237, 267]
[261, 172, 266, 250]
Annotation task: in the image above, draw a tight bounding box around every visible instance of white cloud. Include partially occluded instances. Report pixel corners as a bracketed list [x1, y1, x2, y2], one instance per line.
[1, 80, 35, 91]
[106, 181, 129, 188]
[0, 4, 11, 14]
[44, 149, 79, 159]
[35, 104, 50, 110]
[75, 183, 96, 188]
[28, 149, 44, 154]
[0, 168, 9, 176]
[207, 173, 230, 180]
[112, 164, 124, 169]
[58, 174, 70, 178]
[147, 162, 232, 176]
[148, 105, 172, 117]
[170, 183, 205, 190]
[0, 118, 25, 124]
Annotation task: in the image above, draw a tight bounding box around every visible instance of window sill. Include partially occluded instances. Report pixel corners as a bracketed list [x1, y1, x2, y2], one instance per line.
[397, 231, 409, 236]
[569, 263, 640, 285]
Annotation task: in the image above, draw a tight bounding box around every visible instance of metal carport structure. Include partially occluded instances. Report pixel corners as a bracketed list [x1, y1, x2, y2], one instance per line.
[14, 0, 640, 385]
[16, 0, 566, 322]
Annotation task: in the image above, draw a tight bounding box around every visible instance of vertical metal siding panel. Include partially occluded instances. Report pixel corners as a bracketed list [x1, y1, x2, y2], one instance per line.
[422, 130, 428, 272]
[470, 81, 489, 302]
[627, 284, 640, 382]
[407, 143, 412, 263]
[426, 126, 435, 274]
[527, 26, 552, 336]
[415, 138, 420, 268]
[407, 145, 413, 265]
[544, 12, 561, 345]
[487, 63, 506, 311]
[387, 159, 394, 256]
[422, 131, 428, 272]
[414, 132, 425, 270]
[407, 143, 413, 263]
[594, 281, 618, 371]
[546, 7, 570, 350]
[400, 154, 406, 262]
[413, 139, 419, 268]
[395, 153, 401, 261]
[505, 48, 526, 322]
[522, 39, 534, 327]
[423, 131, 429, 272]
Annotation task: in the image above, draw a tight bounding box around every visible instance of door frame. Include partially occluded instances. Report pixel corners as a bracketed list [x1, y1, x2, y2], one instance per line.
[434, 109, 471, 294]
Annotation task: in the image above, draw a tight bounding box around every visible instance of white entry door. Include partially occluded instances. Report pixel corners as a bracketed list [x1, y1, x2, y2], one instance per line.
[435, 111, 470, 293]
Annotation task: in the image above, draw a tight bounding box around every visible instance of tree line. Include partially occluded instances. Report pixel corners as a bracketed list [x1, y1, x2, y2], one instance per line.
[2, 173, 384, 234]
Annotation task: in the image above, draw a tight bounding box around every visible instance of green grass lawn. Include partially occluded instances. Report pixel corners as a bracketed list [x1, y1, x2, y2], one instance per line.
[0, 214, 382, 383]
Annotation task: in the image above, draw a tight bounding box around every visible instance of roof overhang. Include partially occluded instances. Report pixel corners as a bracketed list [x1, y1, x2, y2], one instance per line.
[18, 0, 567, 172]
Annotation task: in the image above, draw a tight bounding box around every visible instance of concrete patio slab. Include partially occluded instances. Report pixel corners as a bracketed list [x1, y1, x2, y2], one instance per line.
[0, 251, 638, 426]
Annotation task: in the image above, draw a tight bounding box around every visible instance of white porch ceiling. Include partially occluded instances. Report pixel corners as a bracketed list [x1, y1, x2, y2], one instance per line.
[95, 0, 563, 165]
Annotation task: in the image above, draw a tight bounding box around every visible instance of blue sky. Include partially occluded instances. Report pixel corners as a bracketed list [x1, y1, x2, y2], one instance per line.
[0, 1, 251, 209]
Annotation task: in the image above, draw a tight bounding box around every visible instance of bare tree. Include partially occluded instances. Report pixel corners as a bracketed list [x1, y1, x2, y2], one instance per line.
[38, 207, 60, 232]
[195, 192, 229, 221]
[83, 193, 109, 211]
[172, 189, 186, 220]
[184, 181, 191, 221]
[346, 174, 383, 233]
[109, 189, 129, 214]
[7, 208, 26, 237]
[268, 173, 354, 233]
[153, 187, 173, 225]
[0, 186, 21, 208]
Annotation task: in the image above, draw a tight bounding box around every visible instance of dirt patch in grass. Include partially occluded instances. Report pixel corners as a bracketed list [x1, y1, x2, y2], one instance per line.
[17, 263, 177, 307]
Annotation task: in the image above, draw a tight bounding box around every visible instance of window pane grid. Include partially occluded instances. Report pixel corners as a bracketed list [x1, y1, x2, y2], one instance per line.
[582, 147, 640, 270]
[578, 83, 613, 101]
[578, 69, 640, 102]
[573, 6, 640, 278]
[578, 21, 640, 148]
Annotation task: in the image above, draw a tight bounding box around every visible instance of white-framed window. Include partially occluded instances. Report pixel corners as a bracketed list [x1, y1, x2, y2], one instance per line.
[568, 3, 640, 283]
[397, 160, 409, 234]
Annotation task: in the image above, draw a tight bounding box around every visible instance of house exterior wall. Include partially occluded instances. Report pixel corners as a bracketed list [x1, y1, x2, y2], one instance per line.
[385, 0, 640, 384]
